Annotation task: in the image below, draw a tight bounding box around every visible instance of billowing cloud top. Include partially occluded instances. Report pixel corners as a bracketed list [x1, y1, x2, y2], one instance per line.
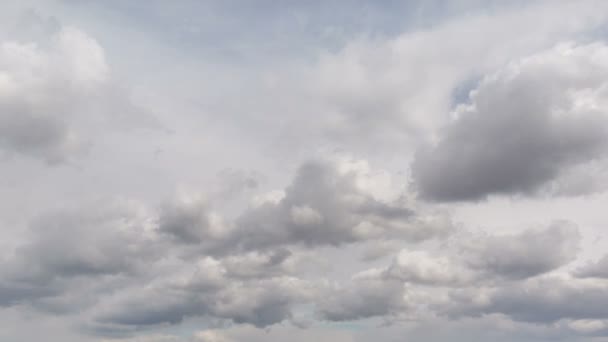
[1, 1, 608, 342]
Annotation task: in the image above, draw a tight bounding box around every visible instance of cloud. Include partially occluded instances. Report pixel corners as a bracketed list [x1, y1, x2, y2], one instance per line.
[191, 0, 608, 162]
[221, 248, 295, 279]
[318, 274, 406, 321]
[345, 220, 581, 292]
[0, 16, 154, 164]
[447, 276, 608, 324]
[0, 27, 100, 163]
[1, 161, 374, 334]
[227, 161, 448, 252]
[313, 220, 583, 323]
[0, 159, 444, 334]
[93, 270, 311, 332]
[412, 43, 608, 201]
[0, 200, 161, 311]
[0, 192, 581, 336]
[157, 197, 228, 245]
[2, 2, 608, 341]
[156, 160, 450, 256]
[464, 221, 581, 280]
[383, 250, 471, 286]
[575, 254, 608, 279]
[193, 330, 234, 342]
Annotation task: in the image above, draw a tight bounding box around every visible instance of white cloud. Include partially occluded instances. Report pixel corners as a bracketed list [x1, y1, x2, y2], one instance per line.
[0, 16, 153, 164]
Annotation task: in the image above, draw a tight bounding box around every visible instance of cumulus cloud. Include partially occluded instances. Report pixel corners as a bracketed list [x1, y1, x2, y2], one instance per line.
[0, 17, 154, 164]
[192, 0, 608, 163]
[156, 160, 451, 256]
[318, 274, 407, 321]
[0, 27, 100, 162]
[0, 159, 450, 335]
[228, 161, 449, 252]
[447, 276, 608, 324]
[575, 254, 608, 279]
[93, 271, 311, 332]
[383, 250, 471, 286]
[221, 248, 295, 279]
[314, 220, 583, 324]
[0, 192, 582, 337]
[0, 200, 159, 308]
[412, 43, 608, 201]
[343, 220, 581, 292]
[2, 2, 608, 341]
[158, 197, 228, 245]
[464, 221, 581, 280]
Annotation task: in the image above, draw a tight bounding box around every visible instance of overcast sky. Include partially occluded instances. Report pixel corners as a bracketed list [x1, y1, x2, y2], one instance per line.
[2, 1, 608, 341]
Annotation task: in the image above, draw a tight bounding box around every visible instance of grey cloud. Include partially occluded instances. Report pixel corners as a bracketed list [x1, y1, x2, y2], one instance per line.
[0, 196, 313, 333]
[229, 161, 442, 252]
[383, 250, 471, 286]
[0, 201, 161, 308]
[1, 160, 439, 334]
[158, 199, 215, 244]
[0, 281, 57, 307]
[20, 206, 157, 278]
[447, 277, 608, 324]
[213, 280, 298, 327]
[299, 220, 584, 325]
[318, 276, 406, 321]
[157, 161, 449, 255]
[412, 43, 608, 201]
[0, 18, 155, 164]
[214, 169, 259, 201]
[96, 288, 205, 328]
[0, 107, 78, 164]
[360, 221, 580, 289]
[221, 249, 294, 279]
[575, 255, 608, 279]
[4, 1, 608, 341]
[465, 221, 580, 280]
[0, 26, 99, 163]
[95, 273, 308, 332]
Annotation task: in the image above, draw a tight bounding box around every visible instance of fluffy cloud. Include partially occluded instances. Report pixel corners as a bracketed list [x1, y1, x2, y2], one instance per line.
[157, 160, 451, 255]
[463, 221, 581, 280]
[4, 159, 441, 334]
[0, 18, 152, 164]
[318, 274, 407, 321]
[0, 27, 100, 162]
[0, 190, 584, 337]
[383, 250, 471, 286]
[229, 161, 449, 251]
[158, 197, 228, 245]
[0, 200, 158, 308]
[221, 249, 295, 279]
[2, 1, 608, 341]
[412, 43, 608, 201]
[447, 276, 608, 324]
[342, 220, 581, 290]
[575, 255, 608, 279]
[0, 204, 310, 334]
[315, 220, 584, 324]
[92, 271, 311, 332]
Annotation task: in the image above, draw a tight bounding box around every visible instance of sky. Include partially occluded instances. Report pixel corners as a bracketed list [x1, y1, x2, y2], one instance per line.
[2, 0, 608, 341]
